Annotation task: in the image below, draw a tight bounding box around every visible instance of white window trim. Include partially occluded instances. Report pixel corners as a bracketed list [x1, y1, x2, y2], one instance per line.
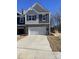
[27, 15, 36, 21]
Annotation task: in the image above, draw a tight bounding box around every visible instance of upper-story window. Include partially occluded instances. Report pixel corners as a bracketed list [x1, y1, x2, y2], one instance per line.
[39, 14, 49, 21]
[27, 15, 36, 21]
[42, 15, 46, 21]
[39, 14, 42, 20]
[17, 17, 25, 24]
[32, 15, 36, 20]
[20, 17, 25, 23]
[28, 16, 31, 20]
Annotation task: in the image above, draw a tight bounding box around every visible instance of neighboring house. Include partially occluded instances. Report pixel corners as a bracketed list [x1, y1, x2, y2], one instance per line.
[17, 3, 50, 35]
[17, 11, 25, 35]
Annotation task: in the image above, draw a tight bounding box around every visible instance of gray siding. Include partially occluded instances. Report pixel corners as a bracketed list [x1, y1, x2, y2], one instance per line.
[25, 3, 50, 25]
[25, 14, 39, 24]
[25, 13, 49, 24]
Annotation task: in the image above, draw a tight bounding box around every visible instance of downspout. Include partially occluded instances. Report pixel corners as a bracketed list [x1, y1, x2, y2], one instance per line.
[22, 9, 26, 34]
[49, 12, 51, 35]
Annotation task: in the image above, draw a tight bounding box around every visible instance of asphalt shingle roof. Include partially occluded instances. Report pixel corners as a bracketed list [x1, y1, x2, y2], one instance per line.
[26, 9, 37, 15]
[32, 3, 48, 12]
[26, 3, 49, 15]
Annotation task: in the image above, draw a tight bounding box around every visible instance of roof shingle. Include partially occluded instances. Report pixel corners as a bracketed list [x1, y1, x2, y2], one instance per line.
[32, 3, 48, 12]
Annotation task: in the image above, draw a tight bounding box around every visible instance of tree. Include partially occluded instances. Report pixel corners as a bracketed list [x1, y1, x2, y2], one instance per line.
[54, 12, 61, 32]
[50, 11, 61, 33]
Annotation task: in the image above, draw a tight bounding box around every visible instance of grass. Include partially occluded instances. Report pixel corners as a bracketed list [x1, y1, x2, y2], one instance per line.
[47, 35, 61, 52]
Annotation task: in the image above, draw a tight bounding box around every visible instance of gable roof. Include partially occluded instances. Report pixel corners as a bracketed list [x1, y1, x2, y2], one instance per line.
[26, 9, 38, 15]
[17, 11, 21, 15]
[32, 3, 49, 12]
[25, 3, 49, 15]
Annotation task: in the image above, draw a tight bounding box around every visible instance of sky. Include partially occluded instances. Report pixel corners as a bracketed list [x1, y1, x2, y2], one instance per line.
[17, 0, 61, 15]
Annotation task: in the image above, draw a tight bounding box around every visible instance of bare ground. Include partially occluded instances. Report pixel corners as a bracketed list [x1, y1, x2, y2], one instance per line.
[17, 35, 26, 41]
[47, 35, 61, 52]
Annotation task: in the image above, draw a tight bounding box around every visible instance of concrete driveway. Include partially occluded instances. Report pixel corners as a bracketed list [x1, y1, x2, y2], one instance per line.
[17, 35, 60, 59]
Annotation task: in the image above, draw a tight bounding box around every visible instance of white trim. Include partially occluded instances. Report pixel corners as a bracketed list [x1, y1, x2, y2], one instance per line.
[17, 11, 21, 15]
[17, 25, 25, 26]
[26, 15, 37, 21]
[25, 3, 49, 15]
[25, 8, 32, 13]
[32, 8, 49, 14]
[32, 2, 49, 12]
[25, 23, 49, 25]
[25, 8, 38, 15]
[32, 8, 39, 14]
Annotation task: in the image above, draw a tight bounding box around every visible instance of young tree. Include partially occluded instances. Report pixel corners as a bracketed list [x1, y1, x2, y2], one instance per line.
[50, 11, 61, 33]
[54, 12, 61, 32]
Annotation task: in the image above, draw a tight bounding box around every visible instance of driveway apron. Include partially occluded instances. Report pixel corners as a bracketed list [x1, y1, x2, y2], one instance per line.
[17, 35, 60, 59]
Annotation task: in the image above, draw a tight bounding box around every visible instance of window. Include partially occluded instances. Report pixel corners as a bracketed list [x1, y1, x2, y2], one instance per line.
[46, 14, 49, 20]
[32, 15, 36, 20]
[42, 15, 46, 21]
[20, 17, 25, 23]
[27, 15, 31, 21]
[28, 16, 31, 20]
[39, 14, 49, 21]
[39, 14, 42, 21]
[27, 15, 36, 21]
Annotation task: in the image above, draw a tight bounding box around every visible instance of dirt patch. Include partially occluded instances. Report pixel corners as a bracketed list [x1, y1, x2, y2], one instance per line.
[17, 35, 26, 41]
[47, 35, 61, 52]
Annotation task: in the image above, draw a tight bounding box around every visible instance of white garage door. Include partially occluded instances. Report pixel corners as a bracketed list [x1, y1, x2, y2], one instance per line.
[28, 27, 47, 35]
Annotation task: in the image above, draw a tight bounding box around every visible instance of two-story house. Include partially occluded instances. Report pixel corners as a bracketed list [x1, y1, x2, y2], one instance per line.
[17, 3, 50, 35]
[17, 11, 25, 35]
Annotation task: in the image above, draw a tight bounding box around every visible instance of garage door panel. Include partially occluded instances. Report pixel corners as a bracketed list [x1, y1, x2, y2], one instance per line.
[28, 27, 46, 35]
